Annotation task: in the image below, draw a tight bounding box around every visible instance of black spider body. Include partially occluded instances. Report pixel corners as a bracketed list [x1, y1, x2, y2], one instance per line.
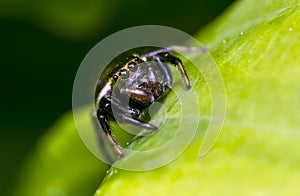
[93, 47, 192, 157]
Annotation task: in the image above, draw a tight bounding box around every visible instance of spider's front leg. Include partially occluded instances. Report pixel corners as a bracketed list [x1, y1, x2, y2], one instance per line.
[118, 87, 158, 131]
[120, 87, 154, 105]
[157, 52, 191, 89]
[92, 108, 125, 157]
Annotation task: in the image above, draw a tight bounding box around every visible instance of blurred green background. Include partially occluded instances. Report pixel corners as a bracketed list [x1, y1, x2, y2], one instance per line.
[0, 0, 234, 195]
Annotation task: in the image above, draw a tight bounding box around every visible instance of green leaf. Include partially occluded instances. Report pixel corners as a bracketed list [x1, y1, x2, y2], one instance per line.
[12, 112, 109, 196]
[95, 0, 300, 195]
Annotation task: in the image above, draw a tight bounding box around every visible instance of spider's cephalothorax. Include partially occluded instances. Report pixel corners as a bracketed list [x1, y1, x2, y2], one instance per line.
[93, 46, 194, 157]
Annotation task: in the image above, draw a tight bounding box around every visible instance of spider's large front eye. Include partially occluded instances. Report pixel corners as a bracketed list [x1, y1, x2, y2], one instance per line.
[120, 69, 129, 79]
[128, 61, 138, 72]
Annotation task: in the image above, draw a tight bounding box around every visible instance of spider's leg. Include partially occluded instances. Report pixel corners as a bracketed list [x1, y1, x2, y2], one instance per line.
[120, 87, 154, 104]
[92, 108, 124, 157]
[117, 113, 159, 131]
[117, 88, 158, 131]
[157, 53, 191, 89]
[141, 46, 207, 60]
[146, 61, 171, 97]
[154, 56, 172, 88]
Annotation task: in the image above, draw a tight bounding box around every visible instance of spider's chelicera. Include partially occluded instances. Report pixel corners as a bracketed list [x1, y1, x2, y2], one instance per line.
[93, 46, 201, 157]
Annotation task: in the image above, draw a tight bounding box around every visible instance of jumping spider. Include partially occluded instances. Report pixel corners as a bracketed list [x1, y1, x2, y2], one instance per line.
[93, 46, 204, 157]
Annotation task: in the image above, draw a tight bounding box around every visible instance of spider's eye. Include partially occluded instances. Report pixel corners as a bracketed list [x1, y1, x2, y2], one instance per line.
[133, 56, 140, 61]
[120, 69, 129, 79]
[113, 74, 119, 81]
[128, 61, 138, 72]
[162, 52, 169, 58]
